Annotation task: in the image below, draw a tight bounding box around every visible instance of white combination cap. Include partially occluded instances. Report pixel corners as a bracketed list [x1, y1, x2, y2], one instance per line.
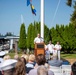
[0, 51, 6, 56]
[0, 59, 17, 71]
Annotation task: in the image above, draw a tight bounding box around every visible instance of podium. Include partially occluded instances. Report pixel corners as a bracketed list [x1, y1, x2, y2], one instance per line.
[34, 43, 45, 56]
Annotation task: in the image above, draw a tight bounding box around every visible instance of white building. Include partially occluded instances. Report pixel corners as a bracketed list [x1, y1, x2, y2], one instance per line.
[0, 36, 19, 50]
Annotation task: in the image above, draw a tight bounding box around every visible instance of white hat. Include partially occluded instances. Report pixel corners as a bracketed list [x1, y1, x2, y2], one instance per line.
[0, 51, 6, 56]
[0, 59, 17, 70]
[0, 58, 3, 63]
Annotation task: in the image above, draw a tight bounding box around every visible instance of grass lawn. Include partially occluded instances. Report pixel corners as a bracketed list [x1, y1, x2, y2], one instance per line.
[61, 53, 76, 59]
[61, 53, 76, 64]
[8, 52, 76, 64]
[8, 51, 76, 59]
[8, 52, 22, 58]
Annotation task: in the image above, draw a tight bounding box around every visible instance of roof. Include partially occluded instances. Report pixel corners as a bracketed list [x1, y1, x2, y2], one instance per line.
[0, 36, 19, 39]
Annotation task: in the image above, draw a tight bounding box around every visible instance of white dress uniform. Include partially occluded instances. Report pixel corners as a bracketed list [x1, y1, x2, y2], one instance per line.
[34, 37, 44, 43]
[47, 44, 54, 54]
[46, 44, 55, 59]
[54, 44, 62, 60]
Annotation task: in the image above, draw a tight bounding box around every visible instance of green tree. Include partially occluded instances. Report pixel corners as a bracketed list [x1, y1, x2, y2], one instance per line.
[55, 25, 61, 41]
[70, 2, 76, 26]
[66, 1, 76, 26]
[27, 23, 34, 50]
[66, 0, 72, 7]
[44, 25, 50, 44]
[33, 22, 50, 44]
[27, 21, 51, 50]
[62, 24, 76, 53]
[68, 23, 76, 52]
[33, 22, 40, 41]
[0, 33, 3, 36]
[50, 24, 76, 53]
[33, 22, 40, 38]
[5, 32, 14, 36]
[50, 27, 57, 43]
[18, 23, 26, 51]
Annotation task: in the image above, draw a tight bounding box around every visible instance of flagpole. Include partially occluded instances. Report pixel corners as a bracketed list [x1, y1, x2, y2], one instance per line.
[41, 0, 44, 38]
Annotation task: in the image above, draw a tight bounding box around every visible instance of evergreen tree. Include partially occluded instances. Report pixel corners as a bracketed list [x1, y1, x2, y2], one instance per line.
[33, 22, 40, 40]
[50, 27, 57, 44]
[31, 25, 34, 49]
[50, 24, 76, 53]
[27, 23, 34, 49]
[68, 23, 76, 52]
[66, 0, 72, 7]
[5, 32, 14, 36]
[18, 23, 26, 51]
[0, 33, 3, 36]
[44, 25, 50, 44]
[70, 2, 76, 26]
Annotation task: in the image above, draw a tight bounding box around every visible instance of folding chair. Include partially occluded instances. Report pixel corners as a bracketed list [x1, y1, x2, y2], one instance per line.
[49, 66, 62, 75]
[61, 65, 71, 75]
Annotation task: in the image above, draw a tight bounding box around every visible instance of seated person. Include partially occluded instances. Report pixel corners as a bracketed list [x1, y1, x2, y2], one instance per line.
[28, 54, 54, 75]
[48, 54, 63, 67]
[37, 65, 48, 75]
[62, 59, 70, 65]
[0, 59, 17, 75]
[14, 58, 26, 75]
[71, 61, 76, 75]
[26, 54, 36, 73]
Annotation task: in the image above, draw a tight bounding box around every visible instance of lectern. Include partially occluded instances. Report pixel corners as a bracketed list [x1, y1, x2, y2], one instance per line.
[34, 43, 45, 56]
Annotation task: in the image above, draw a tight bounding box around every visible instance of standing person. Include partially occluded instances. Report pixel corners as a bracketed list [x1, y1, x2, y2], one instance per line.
[45, 44, 50, 61]
[46, 41, 55, 59]
[54, 41, 62, 60]
[34, 33, 44, 44]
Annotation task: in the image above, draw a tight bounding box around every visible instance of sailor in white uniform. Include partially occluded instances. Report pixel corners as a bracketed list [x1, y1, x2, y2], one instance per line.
[34, 33, 44, 44]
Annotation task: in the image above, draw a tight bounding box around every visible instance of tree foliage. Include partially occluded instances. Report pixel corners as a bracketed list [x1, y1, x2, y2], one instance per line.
[70, 2, 76, 26]
[27, 23, 34, 49]
[18, 23, 26, 50]
[44, 25, 50, 44]
[66, 0, 72, 7]
[1, 21, 76, 53]
[5, 32, 14, 36]
[0, 33, 3, 36]
[26, 22, 50, 50]
[26, 21, 76, 53]
[50, 23, 76, 53]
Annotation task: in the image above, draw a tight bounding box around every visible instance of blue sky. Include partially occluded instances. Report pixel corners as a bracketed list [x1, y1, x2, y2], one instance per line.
[0, 0, 73, 36]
